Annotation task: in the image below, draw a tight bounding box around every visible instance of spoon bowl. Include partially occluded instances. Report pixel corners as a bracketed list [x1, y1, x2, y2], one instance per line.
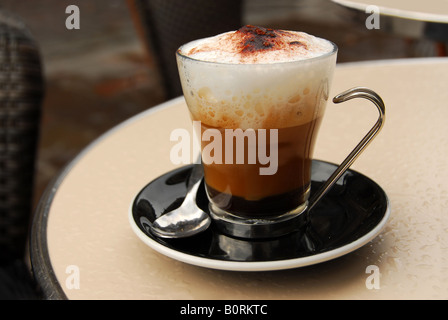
[151, 178, 211, 238]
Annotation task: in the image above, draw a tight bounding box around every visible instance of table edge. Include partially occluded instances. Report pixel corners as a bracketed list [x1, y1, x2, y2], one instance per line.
[30, 97, 185, 299]
[331, 0, 448, 23]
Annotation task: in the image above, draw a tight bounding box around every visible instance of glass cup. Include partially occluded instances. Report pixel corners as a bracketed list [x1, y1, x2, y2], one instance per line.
[176, 39, 385, 239]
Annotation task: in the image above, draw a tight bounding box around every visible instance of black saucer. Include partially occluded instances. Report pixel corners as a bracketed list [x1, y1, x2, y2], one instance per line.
[129, 160, 390, 271]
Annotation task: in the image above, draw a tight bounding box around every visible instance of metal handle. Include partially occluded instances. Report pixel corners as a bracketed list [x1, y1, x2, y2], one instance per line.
[308, 87, 386, 211]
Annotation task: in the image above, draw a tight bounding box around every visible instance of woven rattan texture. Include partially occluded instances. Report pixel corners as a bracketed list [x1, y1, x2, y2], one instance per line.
[0, 12, 43, 261]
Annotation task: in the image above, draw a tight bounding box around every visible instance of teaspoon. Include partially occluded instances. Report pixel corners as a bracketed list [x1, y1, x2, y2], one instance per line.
[150, 167, 211, 238]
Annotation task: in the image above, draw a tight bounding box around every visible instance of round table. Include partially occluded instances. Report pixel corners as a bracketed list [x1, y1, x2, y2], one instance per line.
[31, 58, 448, 300]
[332, 0, 448, 23]
[332, 0, 448, 51]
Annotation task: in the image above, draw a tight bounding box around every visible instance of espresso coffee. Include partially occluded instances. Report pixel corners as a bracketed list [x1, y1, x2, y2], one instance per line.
[201, 118, 323, 217]
[177, 25, 336, 218]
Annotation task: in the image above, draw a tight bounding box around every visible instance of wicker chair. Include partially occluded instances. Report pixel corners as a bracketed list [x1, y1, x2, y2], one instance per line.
[0, 10, 44, 299]
[128, 0, 244, 99]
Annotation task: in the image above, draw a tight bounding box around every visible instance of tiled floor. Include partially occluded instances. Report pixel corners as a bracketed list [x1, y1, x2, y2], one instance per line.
[0, 1, 440, 209]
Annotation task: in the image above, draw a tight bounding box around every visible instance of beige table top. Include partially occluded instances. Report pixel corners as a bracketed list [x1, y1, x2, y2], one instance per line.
[332, 0, 448, 23]
[31, 58, 448, 300]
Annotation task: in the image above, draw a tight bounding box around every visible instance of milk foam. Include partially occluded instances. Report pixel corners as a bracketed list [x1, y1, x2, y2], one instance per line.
[179, 26, 334, 64]
[177, 26, 337, 130]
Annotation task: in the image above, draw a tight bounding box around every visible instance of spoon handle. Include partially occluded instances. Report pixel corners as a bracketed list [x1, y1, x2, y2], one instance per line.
[187, 162, 204, 188]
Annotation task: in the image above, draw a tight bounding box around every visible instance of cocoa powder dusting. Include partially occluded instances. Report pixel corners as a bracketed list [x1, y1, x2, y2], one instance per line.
[181, 25, 323, 64]
[235, 25, 307, 55]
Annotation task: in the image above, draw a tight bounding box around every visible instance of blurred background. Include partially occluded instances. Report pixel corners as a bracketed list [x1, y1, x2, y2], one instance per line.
[0, 0, 444, 211]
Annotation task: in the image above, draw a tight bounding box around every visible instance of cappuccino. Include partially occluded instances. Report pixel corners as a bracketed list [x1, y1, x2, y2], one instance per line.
[177, 25, 336, 219]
